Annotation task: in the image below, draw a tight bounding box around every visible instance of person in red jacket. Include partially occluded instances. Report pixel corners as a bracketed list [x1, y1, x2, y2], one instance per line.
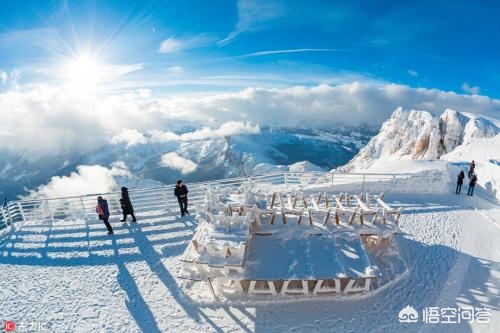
[96, 196, 113, 235]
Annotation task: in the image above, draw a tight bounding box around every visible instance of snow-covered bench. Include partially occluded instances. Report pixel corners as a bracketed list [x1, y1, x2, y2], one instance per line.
[182, 188, 403, 297]
[181, 211, 253, 280]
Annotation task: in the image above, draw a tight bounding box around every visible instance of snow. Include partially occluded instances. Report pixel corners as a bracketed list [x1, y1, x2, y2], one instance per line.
[244, 231, 379, 280]
[442, 134, 500, 200]
[1, 170, 499, 332]
[344, 107, 499, 172]
[288, 161, 326, 173]
[1, 105, 499, 332]
[251, 160, 325, 176]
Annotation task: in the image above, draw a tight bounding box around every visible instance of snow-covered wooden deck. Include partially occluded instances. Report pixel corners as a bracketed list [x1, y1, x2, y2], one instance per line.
[181, 189, 401, 296]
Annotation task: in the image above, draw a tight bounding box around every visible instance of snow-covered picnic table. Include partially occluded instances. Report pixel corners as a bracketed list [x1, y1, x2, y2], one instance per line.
[181, 211, 252, 278]
[244, 228, 381, 281]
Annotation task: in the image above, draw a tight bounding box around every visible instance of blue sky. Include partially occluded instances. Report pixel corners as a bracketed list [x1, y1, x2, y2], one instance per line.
[0, 0, 499, 96]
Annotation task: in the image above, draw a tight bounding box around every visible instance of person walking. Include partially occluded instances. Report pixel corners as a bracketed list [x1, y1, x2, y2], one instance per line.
[468, 160, 476, 178]
[467, 173, 478, 196]
[120, 187, 136, 222]
[174, 180, 189, 216]
[96, 196, 113, 235]
[456, 170, 465, 194]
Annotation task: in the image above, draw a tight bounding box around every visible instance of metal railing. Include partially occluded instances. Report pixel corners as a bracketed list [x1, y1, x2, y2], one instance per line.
[0, 171, 446, 229]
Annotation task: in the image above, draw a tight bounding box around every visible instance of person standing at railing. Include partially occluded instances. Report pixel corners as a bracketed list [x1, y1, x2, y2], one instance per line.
[120, 187, 137, 222]
[456, 170, 465, 194]
[468, 160, 476, 178]
[96, 196, 113, 235]
[467, 173, 478, 196]
[174, 180, 189, 216]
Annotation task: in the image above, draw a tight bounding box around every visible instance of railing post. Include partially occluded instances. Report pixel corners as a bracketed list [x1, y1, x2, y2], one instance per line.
[0, 206, 7, 226]
[18, 202, 26, 223]
[7, 205, 14, 226]
[331, 172, 334, 184]
[362, 174, 366, 192]
[163, 187, 169, 211]
[0, 207, 4, 226]
[80, 197, 87, 217]
[284, 173, 288, 192]
[46, 200, 54, 221]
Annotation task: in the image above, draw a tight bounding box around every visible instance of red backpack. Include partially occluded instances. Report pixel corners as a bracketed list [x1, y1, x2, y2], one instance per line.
[96, 204, 104, 215]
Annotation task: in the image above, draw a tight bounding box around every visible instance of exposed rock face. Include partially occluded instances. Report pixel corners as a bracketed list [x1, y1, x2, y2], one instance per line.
[343, 107, 499, 171]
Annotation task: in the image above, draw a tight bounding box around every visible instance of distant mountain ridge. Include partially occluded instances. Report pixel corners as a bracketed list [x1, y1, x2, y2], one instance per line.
[343, 107, 500, 171]
[0, 126, 375, 198]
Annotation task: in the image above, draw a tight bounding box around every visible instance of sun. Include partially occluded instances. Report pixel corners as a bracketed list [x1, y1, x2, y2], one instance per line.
[61, 54, 103, 94]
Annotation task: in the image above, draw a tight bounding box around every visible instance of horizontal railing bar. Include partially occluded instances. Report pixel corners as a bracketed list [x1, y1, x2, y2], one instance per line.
[4, 171, 444, 225]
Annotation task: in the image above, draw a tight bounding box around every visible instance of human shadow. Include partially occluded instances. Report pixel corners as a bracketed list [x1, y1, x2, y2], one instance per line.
[200, 235, 498, 333]
[191, 192, 500, 333]
[112, 237, 162, 333]
[0, 212, 226, 331]
[2, 194, 498, 332]
[125, 216, 227, 332]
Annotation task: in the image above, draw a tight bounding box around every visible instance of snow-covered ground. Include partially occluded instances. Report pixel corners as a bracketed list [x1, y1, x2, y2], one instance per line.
[1, 107, 498, 332]
[1, 175, 499, 332]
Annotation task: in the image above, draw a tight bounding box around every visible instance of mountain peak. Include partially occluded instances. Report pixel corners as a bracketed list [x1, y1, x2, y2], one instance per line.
[343, 108, 499, 171]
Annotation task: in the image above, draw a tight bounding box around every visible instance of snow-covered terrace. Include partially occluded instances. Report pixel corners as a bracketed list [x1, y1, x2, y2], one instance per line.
[1, 170, 499, 332]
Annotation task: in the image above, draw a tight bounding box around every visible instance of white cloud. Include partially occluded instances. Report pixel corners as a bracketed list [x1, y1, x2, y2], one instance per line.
[166, 66, 184, 74]
[111, 128, 148, 148]
[158, 35, 214, 54]
[99, 63, 144, 78]
[240, 49, 335, 58]
[408, 69, 418, 77]
[26, 162, 130, 199]
[150, 121, 260, 143]
[0, 28, 64, 53]
[138, 89, 152, 99]
[461, 82, 480, 95]
[160, 152, 197, 174]
[0, 70, 7, 84]
[1, 82, 499, 154]
[219, 0, 284, 44]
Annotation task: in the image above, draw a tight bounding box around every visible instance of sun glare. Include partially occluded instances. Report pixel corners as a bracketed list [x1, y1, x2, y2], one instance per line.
[61, 55, 102, 94]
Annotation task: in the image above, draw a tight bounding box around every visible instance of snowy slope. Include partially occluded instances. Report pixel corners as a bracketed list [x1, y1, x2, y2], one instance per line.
[442, 134, 500, 200]
[1, 178, 499, 332]
[343, 107, 499, 172]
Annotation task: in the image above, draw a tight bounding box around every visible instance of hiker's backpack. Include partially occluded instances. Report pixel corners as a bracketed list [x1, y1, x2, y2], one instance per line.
[96, 204, 104, 216]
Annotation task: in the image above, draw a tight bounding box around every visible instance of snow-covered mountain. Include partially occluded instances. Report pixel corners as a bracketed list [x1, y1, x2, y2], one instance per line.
[0, 126, 374, 199]
[343, 107, 500, 171]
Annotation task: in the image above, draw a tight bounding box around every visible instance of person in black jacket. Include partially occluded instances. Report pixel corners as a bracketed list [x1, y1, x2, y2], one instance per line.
[468, 160, 476, 178]
[174, 180, 189, 216]
[96, 196, 113, 235]
[456, 170, 465, 194]
[467, 174, 478, 196]
[120, 187, 137, 222]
